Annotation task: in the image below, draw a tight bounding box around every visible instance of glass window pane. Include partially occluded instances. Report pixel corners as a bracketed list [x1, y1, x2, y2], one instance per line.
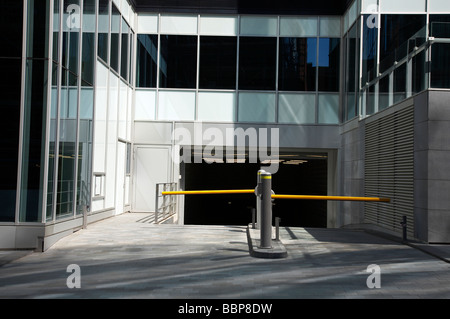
[137, 14, 158, 34]
[198, 92, 235, 122]
[200, 16, 238, 36]
[239, 37, 277, 91]
[380, 15, 426, 73]
[280, 17, 317, 37]
[394, 62, 407, 103]
[238, 92, 276, 123]
[429, 15, 450, 38]
[160, 15, 197, 35]
[135, 90, 156, 120]
[431, 43, 450, 88]
[318, 94, 339, 124]
[320, 17, 341, 37]
[240, 16, 277, 36]
[26, 0, 50, 58]
[362, 14, 378, 84]
[345, 23, 359, 120]
[380, 0, 426, 13]
[158, 91, 196, 121]
[136, 34, 158, 88]
[0, 0, 23, 58]
[278, 93, 315, 124]
[110, 3, 120, 72]
[98, 0, 109, 62]
[56, 87, 78, 219]
[20, 59, 48, 222]
[318, 38, 340, 92]
[121, 18, 129, 80]
[378, 75, 390, 110]
[0, 58, 22, 221]
[199, 36, 237, 90]
[412, 49, 427, 94]
[279, 37, 317, 92]
[159, 35, 197, 89]
[76, 88, 94, 214]
[429, 0, 450, 12]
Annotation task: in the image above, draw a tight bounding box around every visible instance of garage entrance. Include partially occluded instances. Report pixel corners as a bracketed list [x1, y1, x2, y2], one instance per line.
[183, 152, 328, 227]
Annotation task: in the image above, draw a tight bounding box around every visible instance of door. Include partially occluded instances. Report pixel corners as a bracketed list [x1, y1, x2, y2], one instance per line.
[115, 141, 126, 215]
[134, 146, 171, 212]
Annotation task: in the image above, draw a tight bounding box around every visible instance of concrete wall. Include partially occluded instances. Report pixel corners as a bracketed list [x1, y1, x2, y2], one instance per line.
[338, 118, 365, 227]
[415, 90, 450, 243]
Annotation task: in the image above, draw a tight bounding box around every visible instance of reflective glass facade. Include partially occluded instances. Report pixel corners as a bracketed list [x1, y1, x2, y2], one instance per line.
[3, 0, 450, 249]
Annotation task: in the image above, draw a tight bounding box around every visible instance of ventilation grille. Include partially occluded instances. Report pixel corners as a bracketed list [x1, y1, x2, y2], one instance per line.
[364, 106, 414, 237]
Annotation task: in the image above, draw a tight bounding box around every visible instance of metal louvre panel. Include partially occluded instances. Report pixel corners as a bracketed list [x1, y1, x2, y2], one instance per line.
[364, 107, 414, 237]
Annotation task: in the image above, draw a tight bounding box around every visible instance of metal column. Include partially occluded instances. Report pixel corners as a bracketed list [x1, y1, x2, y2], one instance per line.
[259, 171, 272, 249]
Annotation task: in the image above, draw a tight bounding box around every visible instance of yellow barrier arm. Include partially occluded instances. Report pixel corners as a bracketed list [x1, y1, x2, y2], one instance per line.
[161, 189, 390, 203]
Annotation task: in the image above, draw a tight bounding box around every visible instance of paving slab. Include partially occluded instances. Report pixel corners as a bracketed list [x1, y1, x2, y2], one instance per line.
[1, 213, 450, 299]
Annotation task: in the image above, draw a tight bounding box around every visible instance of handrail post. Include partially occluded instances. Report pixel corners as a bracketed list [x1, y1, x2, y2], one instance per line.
[259, 171, 272, 249]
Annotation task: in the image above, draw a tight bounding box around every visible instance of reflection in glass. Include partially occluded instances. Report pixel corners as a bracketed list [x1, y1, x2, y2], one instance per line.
[199, 36, 237, 90]
[239, 37, 277, 91]
[159, 35, 197, 89]
[279, 37, 316, 92]
[20, 59, 48, 222]
[98, 0, 109, 62]
[378, 75, 390, 111]
[76, 88, 94, 214]
[345, 23, 359, 120]
[394, 63, 407, 103]
[412, 50, 426, 94]
[431, 43, 450, 89]
[380, 15, 426, 73]
[121, 18, 129, 80]
[0, 58, 22, 221]
[56, 87, 78, 219]
[0, 0, 23, 58]
[81, 0, 95, 86]
[362, 14, 377, 85]
[110, 3, 120, 72]
[136, 34, 158, 88]
[318, 38, 340, 92]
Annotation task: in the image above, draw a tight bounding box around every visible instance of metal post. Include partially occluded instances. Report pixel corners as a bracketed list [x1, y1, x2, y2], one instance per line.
[256, 169, 265, 229]
[82, 205, 87, 229]
[251, 208, 256, 229]
[259, 171, 272, 249]
[401, 216, 407, 242]
[275, 217, 280, 241]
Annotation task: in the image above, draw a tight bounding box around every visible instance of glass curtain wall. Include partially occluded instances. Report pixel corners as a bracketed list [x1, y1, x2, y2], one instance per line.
[0, 0, 23, 222]
[20, 0, 50, 222]
[46, 0, 108, 221]
[136, 15, 341, 125]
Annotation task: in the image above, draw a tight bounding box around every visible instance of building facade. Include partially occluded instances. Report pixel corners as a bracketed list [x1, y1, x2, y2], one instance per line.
[1, 0, 450, 250]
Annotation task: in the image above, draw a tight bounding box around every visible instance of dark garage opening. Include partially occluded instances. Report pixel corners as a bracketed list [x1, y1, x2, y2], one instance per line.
[183, 152, 328, 227]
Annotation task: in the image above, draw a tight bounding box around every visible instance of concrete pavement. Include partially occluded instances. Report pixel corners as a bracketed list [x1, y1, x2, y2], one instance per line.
[1, 212, 450, 299]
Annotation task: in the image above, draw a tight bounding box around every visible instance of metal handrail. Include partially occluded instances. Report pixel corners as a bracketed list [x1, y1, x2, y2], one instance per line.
[155, 183, 177, 223]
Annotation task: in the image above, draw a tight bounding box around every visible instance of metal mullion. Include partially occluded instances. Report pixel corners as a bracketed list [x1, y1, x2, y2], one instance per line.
[15, 0, 29, 224]
[41, 0, 55, 223]
[51, 0, 64, 222]
[275, 16, 280, 124]
[235, 15, 240, 123]
[195, 14, 200, 121]
[72, 0, 84, 218]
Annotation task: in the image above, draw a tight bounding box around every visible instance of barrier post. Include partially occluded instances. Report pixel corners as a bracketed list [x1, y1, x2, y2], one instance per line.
[259, 171, 272, 249]
[256, 169, 265, 229]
